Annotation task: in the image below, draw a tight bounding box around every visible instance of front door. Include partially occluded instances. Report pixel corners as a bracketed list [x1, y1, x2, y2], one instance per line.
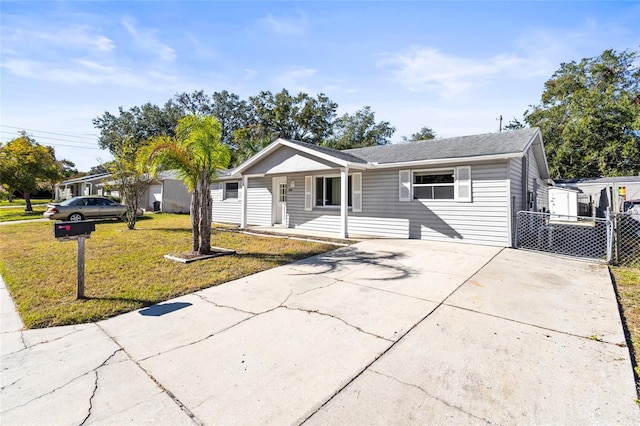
[272, 177, 287, 225]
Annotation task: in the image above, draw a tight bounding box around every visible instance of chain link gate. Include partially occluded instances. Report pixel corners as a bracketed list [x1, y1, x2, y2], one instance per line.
[612, 212, 640, 267]
[515, 211, 613, 262]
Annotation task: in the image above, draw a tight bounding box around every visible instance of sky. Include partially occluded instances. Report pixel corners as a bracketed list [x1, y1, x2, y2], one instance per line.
[1, 1, 639, 172]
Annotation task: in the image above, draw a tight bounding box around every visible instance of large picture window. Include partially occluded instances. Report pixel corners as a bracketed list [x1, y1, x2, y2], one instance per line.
[315, 176, 352, 207]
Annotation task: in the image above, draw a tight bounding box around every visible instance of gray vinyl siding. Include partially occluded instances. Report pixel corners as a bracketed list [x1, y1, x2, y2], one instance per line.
[246, 177, 272, 226]
[211, 178, 273, 225]
[211, 182, 242, 224]
[287, 163, 510, 246]
[527, 148, 549, 211]
[162, 179, 191, 213]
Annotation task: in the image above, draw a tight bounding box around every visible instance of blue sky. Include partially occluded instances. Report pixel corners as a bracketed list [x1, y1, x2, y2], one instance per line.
[1, 1, 639, 172]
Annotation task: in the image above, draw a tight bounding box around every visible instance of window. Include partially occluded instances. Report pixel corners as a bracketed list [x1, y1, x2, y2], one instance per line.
[315, 176, 352, 207]
[224, 182, 239, 200]
[413, 170, 455, 200]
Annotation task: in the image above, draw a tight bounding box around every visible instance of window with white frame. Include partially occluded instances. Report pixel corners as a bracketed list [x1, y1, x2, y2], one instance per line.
[413, 169, 455, 200]
[315, 176, 352, 207]
[305, 173, 362, 212]
[224, 182, 239, 200]
[399, 166, 471, 202]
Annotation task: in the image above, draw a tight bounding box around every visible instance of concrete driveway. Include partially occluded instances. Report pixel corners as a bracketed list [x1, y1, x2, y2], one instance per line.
[1, 240, 638, 425]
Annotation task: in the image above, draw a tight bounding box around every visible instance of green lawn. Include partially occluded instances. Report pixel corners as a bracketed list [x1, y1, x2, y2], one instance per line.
[611, 266, 640, 395]
[0, 198, 50, 207]
[0, 214, 339, 328]
[0, 206, 47, 222]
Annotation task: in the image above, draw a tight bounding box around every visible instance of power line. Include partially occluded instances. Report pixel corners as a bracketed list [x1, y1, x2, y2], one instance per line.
[0, 131, 100, 147]
[1, 125, 99, 141]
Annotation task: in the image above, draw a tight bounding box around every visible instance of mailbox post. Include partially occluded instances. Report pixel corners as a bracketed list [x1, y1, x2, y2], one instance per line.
[54, 221, 96, 299]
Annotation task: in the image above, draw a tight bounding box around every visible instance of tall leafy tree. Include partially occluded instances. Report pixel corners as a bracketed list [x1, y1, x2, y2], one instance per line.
[323, 106, 395, 149]
[138, 115, 231, 254]
[525, 49, 640, 178]
[247, 89, 338, 144]
[402, 126, 437, 142]
[0, 132, 66, 210]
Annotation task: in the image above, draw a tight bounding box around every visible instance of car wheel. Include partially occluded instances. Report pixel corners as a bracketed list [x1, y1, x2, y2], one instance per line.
[67, 213, 84, 222]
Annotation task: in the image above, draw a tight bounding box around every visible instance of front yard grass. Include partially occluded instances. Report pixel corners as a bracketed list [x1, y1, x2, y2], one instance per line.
[0, 206, 47, 222]
[611, 266, 640, 395]
[0, 214, 339, 328]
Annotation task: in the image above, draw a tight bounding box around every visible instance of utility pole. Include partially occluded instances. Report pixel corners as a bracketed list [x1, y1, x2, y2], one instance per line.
[498, 115, 503, 132]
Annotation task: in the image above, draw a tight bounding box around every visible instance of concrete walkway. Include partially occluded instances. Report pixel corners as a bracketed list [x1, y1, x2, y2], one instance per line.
[1, 240, 638, 425]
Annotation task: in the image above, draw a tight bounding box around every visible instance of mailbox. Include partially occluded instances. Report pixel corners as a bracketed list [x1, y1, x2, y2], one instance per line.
[53, 221, 95, 238]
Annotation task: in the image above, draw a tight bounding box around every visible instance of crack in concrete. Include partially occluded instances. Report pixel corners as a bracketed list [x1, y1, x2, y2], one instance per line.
[0, 377, 22, 391]
[443, 302, 626, 347]
[294, 280, 339, 296]
[79, 348, 122, 426]
[8, 327, 87, 355]
[94, 323, 204, 425]
[280, 305, 392, 342]
[300, 248, 505, 425]
[193, 293, 257, 315]
[1, 348, 122, 415]
[368, 369, 492, 423]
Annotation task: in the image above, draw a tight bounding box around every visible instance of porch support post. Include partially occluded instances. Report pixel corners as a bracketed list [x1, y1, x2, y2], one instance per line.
[240, 175, 248, 229]
[340, 166, 349, 238]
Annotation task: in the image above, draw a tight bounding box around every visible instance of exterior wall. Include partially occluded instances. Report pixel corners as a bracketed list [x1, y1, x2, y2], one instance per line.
[211, 178, 273, 226]
[212, 181, 242, 224]
[162, 179, 191, 213]
[558, 180, 640, 216]
[286, 162, 511, 246]
[527, 148, 549, 211]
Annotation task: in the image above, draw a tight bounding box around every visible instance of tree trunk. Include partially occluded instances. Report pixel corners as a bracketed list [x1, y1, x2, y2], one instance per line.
[198, 170, 212, 254]
[190, 191, 200, 252]
[23, 192, 33, 212]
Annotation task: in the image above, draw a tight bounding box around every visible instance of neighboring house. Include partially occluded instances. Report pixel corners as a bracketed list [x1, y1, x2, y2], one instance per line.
[56, 173, 110, 200]
[211, 127, 551, 247]
[554, 176, 640, 217]
[142, 170, 191, 213]
[96, 170, 191, 213]
[57, 170, 191, 213]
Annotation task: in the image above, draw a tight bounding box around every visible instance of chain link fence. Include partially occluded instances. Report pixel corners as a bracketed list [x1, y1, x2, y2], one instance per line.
[515, 211, 613, 262]
[612, 212, 640, 268]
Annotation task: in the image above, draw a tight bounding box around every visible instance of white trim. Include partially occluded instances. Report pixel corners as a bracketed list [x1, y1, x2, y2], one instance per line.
[304, 176, 313, 211]
[340, 166, 349, 238]
[240, 176, 248, 228]
[352, 172, 362, 213]
[399, 170, 411, 202]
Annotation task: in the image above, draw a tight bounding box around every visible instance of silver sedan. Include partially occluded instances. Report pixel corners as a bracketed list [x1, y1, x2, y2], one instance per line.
[43, 196, 143, 221]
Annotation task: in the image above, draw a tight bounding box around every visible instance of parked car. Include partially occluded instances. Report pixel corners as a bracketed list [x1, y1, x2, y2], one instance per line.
[43, 196, 143, 221]
[624, 199, 640, 221]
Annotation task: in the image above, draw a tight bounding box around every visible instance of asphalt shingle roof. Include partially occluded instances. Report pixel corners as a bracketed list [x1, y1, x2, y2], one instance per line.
[343, 127, 539, 164]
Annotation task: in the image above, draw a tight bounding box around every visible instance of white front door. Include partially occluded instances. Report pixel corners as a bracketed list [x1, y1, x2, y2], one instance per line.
[272, 177, 287, 225]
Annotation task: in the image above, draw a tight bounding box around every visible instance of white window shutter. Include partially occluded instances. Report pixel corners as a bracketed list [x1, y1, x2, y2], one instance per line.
[215, 182, 223, 201]
[399, 170, 411, 202]
[238, 181, 243, 203]
[304, 176, 313, 211]
[455, 166, 472, 202]
[352, 172, 362, 212]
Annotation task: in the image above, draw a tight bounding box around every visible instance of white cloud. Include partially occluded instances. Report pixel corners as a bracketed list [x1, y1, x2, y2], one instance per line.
[273, 67, 317, 92]
[121, 18, 176, 61]
[259, 12, 307, 35]
[379, 47, 530, 98]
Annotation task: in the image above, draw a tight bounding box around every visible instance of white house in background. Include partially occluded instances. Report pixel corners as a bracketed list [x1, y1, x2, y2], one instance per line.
[211, 127, 552, 247]
[57, 170, 191, 213]
[56, 173, 110, 200]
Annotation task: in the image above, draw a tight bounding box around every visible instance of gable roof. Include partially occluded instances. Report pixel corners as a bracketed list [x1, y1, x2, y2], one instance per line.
[231, 128, 548, 178]
[344, 128, 540, 164]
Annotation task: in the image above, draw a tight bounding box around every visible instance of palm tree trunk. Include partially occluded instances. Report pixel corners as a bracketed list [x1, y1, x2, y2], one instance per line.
[198, 168, 212, 254]
[190, 191, 200, 252]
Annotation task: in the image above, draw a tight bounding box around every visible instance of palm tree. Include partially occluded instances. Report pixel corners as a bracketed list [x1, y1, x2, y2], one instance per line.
[139, 115, 231, 254]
